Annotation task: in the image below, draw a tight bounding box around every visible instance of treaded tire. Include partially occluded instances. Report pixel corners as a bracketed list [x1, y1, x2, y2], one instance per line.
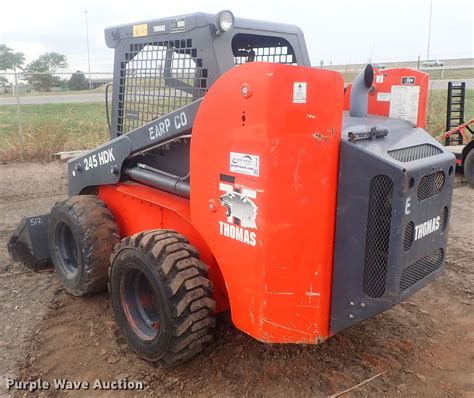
[48, 195, 120, 296]
[464, 149, 474, 188]
[109, 230, 216, 367]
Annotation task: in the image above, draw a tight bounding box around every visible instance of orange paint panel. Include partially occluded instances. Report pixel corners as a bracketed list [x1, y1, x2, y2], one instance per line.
[190, 63, 344, 343]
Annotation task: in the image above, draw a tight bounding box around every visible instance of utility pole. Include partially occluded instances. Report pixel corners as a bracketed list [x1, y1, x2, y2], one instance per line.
[85, 10, 92, 91]
[426, 0, 433, 61]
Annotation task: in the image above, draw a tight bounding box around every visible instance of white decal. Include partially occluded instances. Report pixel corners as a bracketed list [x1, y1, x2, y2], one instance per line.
[29, 217, 43, 226]
[218, 221, 257, 246]
[293, 82, 307, 104]
[148, 112, 187, 141]
[405, 197, 411, 215]
[230, 152, 259, 177]
[389, 85, 420, 125]
[377, 92, 391, 102]
[220, 191, 257, 229]
[376, 75, 384, 84]
[153, 24, 166, 32]
[414, 216, 440, 241]
[83, 148, 115, 171]
[218, 181, 258, 246]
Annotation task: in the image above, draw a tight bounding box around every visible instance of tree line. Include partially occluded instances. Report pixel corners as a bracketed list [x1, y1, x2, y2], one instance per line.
[0, 44, 89, 92]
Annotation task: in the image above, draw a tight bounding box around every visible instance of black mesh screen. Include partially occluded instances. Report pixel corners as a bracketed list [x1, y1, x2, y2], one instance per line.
[363, 175, 394, 298]
[417, 171, 445, 201]
[232, 33, 296, 65]
[400, 248, 444, 291]
[403, 221, 415, 251]
[440, 206, 449, 231]
[387, 144, 442, 163]
[118, 39, 208, 134]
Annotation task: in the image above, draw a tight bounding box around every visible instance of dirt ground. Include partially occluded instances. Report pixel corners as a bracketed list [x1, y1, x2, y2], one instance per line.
[0, 162, 473, 397]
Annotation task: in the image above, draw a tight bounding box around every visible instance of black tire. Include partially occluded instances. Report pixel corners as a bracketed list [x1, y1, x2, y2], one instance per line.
[464, 149, 474, 188]
[109, 230, 216, 367]
[48, 195, 120, 296]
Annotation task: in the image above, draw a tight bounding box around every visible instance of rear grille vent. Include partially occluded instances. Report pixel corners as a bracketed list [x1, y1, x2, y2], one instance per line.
[417, 171, 445, 201]
[363, 175, 393, 298]
[400, 248, 444, 291]
[387, 144, 442, 162]
[440, 207, 449, 231]
[403, 222, 415, 251]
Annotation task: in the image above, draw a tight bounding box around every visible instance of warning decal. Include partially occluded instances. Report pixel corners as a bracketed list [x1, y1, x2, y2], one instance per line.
[389, 85, 420, 125]
[132, 24, 148, 37]
[377, 92, 391, 102]
[293, 82, 307, 103]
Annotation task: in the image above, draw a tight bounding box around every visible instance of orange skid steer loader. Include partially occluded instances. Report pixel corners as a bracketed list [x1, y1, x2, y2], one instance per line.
[8, 11, 455, 366]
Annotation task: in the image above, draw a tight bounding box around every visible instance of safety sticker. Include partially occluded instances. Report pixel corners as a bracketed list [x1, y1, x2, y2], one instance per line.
[376, 75, 384, 84]
[132, 24, 148, 37]
[377, 92, 391, 102]
[389, 85, 420, 125]
[230, 152, 260, 177]
[170, 18, 185, 33]
[293, 82, 307, 103]
[153, 24, 166, 33]
[401, 76, 416, 85]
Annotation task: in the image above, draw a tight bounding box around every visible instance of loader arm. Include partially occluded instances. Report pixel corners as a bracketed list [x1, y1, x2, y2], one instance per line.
[67, 99, 202, 196]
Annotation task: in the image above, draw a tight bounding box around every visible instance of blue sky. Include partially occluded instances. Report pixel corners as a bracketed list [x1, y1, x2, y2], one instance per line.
[0, 0, 472, 72]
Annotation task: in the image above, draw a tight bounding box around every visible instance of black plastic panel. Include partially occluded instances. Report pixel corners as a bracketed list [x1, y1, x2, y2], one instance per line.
[330, 115, 456, 335]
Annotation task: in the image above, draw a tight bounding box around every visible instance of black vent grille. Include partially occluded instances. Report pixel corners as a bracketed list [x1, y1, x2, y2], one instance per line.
[417, 171, 445, 201]
[118, 39, 208, 134]
[387, 144, 442, 162]
[403, 221, 415, 251]
[363, 175, 394, 298]
[400, 248, 444, 291]
[440, 207, 449, 231]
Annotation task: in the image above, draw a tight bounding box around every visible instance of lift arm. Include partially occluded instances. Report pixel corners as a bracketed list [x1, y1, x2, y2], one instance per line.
[68, 99, 202, 196]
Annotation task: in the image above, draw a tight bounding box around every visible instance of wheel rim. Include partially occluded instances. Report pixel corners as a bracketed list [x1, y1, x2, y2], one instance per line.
[120, 267, 161, 341]
[54, 221, 80, 277]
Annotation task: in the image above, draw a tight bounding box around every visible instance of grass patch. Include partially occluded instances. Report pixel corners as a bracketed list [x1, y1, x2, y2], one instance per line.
[0, 90, 472, 162]
[422, 68, 474, 80]
[0, 102, 109, 161]
[426, 89, 473, 138]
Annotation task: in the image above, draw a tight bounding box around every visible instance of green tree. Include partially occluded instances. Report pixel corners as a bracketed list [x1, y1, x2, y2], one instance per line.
[0, 75, 10, 93]
[0, 44, 25, 71]
[25, 52, 68, 92]
[68, 70, 88, 91]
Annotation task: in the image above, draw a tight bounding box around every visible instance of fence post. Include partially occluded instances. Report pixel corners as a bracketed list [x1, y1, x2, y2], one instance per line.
[13, 68, 23, 142]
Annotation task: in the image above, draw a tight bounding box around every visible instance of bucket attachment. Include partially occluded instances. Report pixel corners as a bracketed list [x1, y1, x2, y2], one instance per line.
[7, 215, 52, 271]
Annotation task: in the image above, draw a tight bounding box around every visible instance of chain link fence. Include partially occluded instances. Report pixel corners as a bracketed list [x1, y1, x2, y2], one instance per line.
[0, 71, 113, 160]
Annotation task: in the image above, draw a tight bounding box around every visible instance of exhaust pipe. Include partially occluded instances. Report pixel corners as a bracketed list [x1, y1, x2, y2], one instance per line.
[350, 64, 374, 118]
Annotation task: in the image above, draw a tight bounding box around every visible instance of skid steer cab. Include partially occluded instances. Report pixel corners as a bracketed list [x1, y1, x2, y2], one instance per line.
[8, 10, 455, 367]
